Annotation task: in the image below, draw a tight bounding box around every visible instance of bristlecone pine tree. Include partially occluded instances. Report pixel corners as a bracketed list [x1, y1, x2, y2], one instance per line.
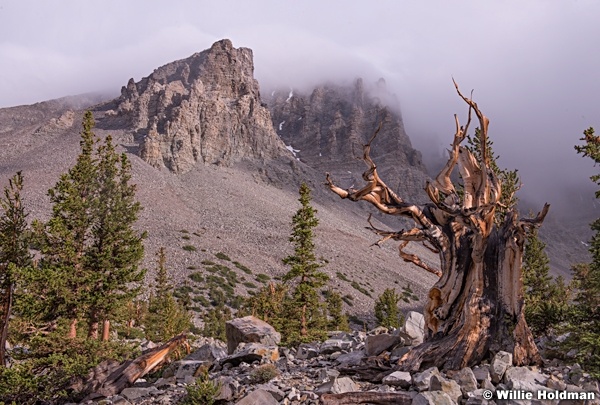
[283, 183, 329, 343]
[569, 127, 600, 377]
[375, 288, 403, 329]
[326, 82, 549, 370]
[0, 172, 32, 366]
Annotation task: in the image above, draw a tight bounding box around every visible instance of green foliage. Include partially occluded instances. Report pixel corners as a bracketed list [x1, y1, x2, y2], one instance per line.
[350, 281, 371, 297]
[24, 112, 145, 337]
[400, 284, 419, 303]
[145, 248, 191, 342]
[336, 272, 350, 282]
[375, 288, 403, 329]
[181, 369, 221, 405]
[242, 282, 288, 331]
[0, 172, 32, 365]
[282, 183, 329, 343]
[202, 260, 216, 266]
[202, 305, 231, 341]
[0, 328, 137, 404]
[189, 272, 204, 283]
[183, 245, 197, 252]
[256, 273, 271, 283]
[249, 364, 279, 383]
[465, 129, 520, 224]
[233, 261, 252, 274]
[522, 229, 569, 335]
[565, 127, 600, 377]
[325, 289, 349, 331]
[215, 252, 231, 261]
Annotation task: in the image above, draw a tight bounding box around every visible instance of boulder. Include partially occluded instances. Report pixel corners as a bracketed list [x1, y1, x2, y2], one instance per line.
[504, 366, 548, 392]
[430, 374, 462, 404]
[236, 388, 279, 405]
[315, 376, 359, 394]
[382, 370, 412, 389]
[225, 316, 281, 355]
[365, 333, 402, 356]
[120, 386, 158, 401]
[402, 311, 425, 345]
[297, 342, 320, 360]
[412, 390, 457, 405]
[335, 349, 365, 367]
[490, 351, 512, 383]
[185, 342, 227, 362]
[222, 342, 279, 366]
[453, 367, 478, 395]
[413, 367, 442, 392]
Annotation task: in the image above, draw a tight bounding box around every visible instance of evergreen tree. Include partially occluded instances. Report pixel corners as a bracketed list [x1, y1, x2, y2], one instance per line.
[522, 229, 567, 335]
[35, 111, 98, 338]
[465, 129, 520, 223]
[568, 127, 600, 377]
[375, 288, 403, 329]
[85, 136, 145, 340]
[243, 282, 288, 331]
[202, 305, 232, 341]
[282, 183, 329, 343]
[145, 248, 191, 343]
[0, 172, 32, 366]
[325, 289, 349, 331]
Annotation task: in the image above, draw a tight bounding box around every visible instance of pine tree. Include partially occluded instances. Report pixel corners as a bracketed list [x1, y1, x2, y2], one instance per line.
[35, 111, 98, 338]
[568, 127, 600, 377]
[0, 172, 32, 366]
[145, 248, 191, 343]
[202, 305, 232, 341]
[85, 136, 145, 340]
[282, 183, 329, 343]
[325, 289, 349, 331]
[375, 288, 403, 329]
[465, 129, 520, 224]
[522, 229, 567, 335]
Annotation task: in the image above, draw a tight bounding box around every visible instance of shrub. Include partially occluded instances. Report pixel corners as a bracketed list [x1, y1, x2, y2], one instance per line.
[189, 272, 204, 283]
[336, 272, 350, 282]
[243, 282, 258, 289]
[183, 245, 197, 252]
[181, 369, 221, 405]
[215, 252, 231, 261]
[233, 261, 252, 274]
[202, 260, 216, 266]
[249, 363, 280, 383]
[351, 281, 371, 297]
[181, 235, 191, 240]
[256, 274, 271, 283]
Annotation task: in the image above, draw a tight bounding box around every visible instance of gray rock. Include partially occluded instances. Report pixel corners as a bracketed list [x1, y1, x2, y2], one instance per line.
[490, 351, 512, 384]
[335, 349, 365, 366]
[318, 368, 340, 382]
[225, 316, 281, 355]
[215, 376, 239, 402]
[223, 342, 279, 367]
[315, 376, 359, 394]
[256, 383, 285, 401]
[236, 388, 279, 405]
[430, 374, 462, 403]
[453, 367, 478, 395]
[173, 360, 206, 380]
[413, 367, 442, 392]
[297, 343, 319, 360]
[365, 333, 402, 356]
[504, 366, 548, 392]
[382, 370, 412, 389]
[120, 386, 158, 401]
[402, 311, 425, 345]
[472, 365, 491, 383]
[185, 342, 227, 362]
[412, 390, 457, 405]
[320, 339, 351, 355]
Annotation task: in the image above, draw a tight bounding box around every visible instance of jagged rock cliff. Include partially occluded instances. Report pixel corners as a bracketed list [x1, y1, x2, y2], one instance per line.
[265, 79, 430, 203]
[113, 39, 287, 173]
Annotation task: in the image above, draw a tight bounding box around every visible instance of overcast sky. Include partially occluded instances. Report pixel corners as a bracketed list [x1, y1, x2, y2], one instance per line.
[1, 0, 599, 213]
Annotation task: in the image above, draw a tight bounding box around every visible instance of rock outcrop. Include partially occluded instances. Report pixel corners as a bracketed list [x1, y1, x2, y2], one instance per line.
[114, 39, 287, 173]
[266, 79, 430, 203]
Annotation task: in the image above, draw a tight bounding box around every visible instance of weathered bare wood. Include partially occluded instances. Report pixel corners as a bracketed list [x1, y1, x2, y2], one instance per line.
[84, 334, 190, 399]
[320, 391, 412, 405]
[325, 82, 549, 372]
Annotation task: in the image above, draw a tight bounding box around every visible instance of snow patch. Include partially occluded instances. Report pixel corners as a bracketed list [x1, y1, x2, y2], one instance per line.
[271, 90, 275, 97]
[286, 145, 300, 157]
[582, 241, 590, 247]
[279, 121, 285, 131]
[319, 152, 322, 157]
[286, 89, 294, 102]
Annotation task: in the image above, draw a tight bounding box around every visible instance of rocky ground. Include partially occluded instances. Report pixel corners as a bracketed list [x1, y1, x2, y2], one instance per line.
[70, 315, 599, 405]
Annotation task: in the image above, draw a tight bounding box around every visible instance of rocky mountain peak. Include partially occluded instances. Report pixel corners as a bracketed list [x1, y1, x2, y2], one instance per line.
[265, 79, 430, 203]
[113, 39, 287, 173]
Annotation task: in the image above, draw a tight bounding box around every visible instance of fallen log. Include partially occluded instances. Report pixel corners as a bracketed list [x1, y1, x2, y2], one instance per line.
[321, 391, 412, 405]
[82, 333, 189, 399]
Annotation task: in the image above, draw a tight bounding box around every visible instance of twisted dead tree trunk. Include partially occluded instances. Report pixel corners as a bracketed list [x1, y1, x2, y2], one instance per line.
[326, 82, 549, 371]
